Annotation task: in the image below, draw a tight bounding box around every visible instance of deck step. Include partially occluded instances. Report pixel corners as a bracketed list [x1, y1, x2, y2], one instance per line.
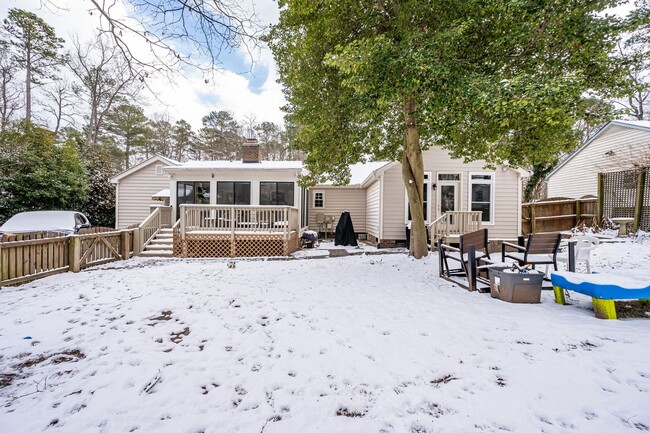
[139, 250, 174, 257]
[149, 238, 173, 245]
[145, 244, 173, 251]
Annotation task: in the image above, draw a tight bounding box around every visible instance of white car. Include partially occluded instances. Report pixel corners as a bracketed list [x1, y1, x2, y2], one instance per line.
[0, 211, 91, 235]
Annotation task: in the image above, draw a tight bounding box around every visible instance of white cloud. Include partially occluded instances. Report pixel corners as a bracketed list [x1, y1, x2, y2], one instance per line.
[0, 0, 287, 130]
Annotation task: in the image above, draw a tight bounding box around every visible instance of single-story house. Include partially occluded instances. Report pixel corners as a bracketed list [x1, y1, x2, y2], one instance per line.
[546, 120, 650, 198]
[110, 140, 526, 256]
[310, 146, 526, 246]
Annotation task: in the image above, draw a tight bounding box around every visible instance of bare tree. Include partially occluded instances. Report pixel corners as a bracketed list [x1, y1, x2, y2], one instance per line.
[41, 79, 76, 135]
[0, 47, 23, 131]
[67, 34, 141, 145]
[614, 41, 649, 120]
[41, 0, 261, 77]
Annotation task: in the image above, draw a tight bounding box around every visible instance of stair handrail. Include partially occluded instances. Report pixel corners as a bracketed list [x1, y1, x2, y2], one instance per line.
[138, 207, 162, 250]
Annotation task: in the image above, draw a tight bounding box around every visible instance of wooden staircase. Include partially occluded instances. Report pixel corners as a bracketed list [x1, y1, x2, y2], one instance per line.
[428, 211, 483, 247]
[140, 228, 174, 257]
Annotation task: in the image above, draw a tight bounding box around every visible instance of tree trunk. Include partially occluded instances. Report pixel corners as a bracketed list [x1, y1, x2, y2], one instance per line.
[401, 95, 428, 259]
[25, 39, 32, 123]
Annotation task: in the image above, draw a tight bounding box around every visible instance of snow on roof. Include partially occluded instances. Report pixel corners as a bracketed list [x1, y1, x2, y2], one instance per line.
[152, 189, 170, 198]
[611, 119, 650, 130]
[166, 160, 304, 171]
[318, 161, 392, 186]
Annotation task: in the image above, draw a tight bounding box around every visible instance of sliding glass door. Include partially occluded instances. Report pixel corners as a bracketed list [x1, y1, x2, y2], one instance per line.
[176, 181, 210, 219]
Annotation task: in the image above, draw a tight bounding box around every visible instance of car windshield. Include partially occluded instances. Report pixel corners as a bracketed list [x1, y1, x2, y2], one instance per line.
[1, 211, 77, 232]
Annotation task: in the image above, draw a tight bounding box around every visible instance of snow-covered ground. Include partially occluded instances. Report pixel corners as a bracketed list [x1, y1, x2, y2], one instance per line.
[1, 239, 649, 433]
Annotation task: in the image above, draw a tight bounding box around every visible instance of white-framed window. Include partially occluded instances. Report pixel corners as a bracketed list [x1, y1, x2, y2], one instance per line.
[469, 172, 495, 224]
[405, 172, 432, 223]
[155, 164, 163, 175]
[313, 191, 325, 208]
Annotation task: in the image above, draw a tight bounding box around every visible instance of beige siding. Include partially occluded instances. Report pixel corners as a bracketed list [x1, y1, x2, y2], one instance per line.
[117, 160, 171, 228]
[365, 180, 380, 238]
[547, 125, 650, 198]
[380, 146, 521, 241]
[308, 187, 367, 233]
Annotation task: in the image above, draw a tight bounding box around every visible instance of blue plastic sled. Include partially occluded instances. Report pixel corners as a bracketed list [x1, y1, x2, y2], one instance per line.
[550, 272, 650, 319]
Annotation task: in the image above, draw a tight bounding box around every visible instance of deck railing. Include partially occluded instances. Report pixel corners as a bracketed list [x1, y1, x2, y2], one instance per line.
[428, 211, 483, 246]
[179, 205, 300, 240]
[138, 206, 162, 252]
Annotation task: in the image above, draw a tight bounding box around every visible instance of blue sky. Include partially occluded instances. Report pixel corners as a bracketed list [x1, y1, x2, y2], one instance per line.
[0, 0, 286, 130]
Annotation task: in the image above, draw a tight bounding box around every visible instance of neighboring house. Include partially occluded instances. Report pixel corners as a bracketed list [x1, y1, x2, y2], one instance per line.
[310, 146, 525, 246]
[110, 155, 179, 229]
[546, 120, 650, 198]
[110, 141, 526, 254]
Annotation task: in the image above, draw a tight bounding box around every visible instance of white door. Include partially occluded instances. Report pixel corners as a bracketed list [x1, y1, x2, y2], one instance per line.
[436, 173, 461, 219]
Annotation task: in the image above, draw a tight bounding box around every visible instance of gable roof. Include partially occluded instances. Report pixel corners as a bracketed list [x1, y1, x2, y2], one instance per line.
[110, 155, 179, 183]
[547, 120, 650, 180]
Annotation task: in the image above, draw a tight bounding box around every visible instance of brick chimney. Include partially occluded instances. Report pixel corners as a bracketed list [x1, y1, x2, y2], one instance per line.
[242, 137, 260, 163]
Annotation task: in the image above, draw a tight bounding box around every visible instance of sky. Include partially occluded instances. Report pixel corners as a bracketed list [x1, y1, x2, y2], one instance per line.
[0, 0, 286, 130]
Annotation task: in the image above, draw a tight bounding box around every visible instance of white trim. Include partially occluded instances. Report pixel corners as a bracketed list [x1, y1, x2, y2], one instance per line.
[435, 172, 461, 219]
[379, 175, 384, 240]
[404, 172, 432, 224]
[517, 173, 522, 236]
[546, 120, 650, 180]
[114, 180, 120, 229]
[468, 171, 495, 225]
[312, 190, 325, 208]
[110, 155, 178, 183]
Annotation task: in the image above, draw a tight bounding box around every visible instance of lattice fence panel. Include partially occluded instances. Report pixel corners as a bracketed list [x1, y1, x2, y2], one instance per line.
[602, 170, 637, 220]
[187, 236, 232, 258]
[173, 231, 182, 257]
[235, 236, 284, 257]
[642, 169, 650, 230]
[285, 233, 300, 255]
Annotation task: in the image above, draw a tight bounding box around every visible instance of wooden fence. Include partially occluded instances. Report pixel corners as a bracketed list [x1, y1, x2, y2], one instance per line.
[0, 228, 134, 287]
[522, 197, 597, 235]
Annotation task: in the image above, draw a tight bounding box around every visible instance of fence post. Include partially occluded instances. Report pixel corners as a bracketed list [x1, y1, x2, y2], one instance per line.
[132, 227, 141, 256]
[69, 235, 81, 273]
[120, 230, 130, 260]
[634, 170, 646, 231]
[597, 173, 604, 224]
[530, 203, 537, 234]
[575, 199, 581, 227]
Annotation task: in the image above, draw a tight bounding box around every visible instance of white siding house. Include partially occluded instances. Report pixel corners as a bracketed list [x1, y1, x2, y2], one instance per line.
[110, 155, 179, 229]
[309, 147, 525, 245]
[111, 145, 525, 246]
[546, 120, 650, 198]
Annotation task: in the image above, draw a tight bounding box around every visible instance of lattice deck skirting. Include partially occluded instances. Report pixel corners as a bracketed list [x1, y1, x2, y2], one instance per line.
[172, 232, 300, 258]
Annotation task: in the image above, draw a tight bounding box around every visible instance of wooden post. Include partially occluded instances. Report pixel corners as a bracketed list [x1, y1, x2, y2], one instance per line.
[69, 235, 81, 273]
[132, 227, 141, 256]
[597, 173, 604, 224]
[467, 244, 476, 292]
[634, 170, 646, 231]
[120, 230, 130, 260]
[568, 241, 575, 273]
[530, 203, 536, 234]
[575, 199, 581, 226]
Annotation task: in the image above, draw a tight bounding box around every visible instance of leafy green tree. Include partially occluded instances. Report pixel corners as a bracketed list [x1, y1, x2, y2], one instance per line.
[103, 103, 149, 169]
[0, 122, 88, 224]
[269, 0, 625, 258]
[81, 151, 116, 227]
[2, 8, 64, 123]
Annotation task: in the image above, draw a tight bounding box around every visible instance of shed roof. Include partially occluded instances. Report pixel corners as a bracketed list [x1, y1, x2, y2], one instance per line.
[164, 160, 304, 171]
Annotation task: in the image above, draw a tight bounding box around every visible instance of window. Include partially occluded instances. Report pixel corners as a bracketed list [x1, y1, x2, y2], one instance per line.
[313, 191, 324, 208]
[405, 173, 432, 223]
[260, 182, 295, 206]
[438, 173, 460, 181]
[155, 164, 163, 175]
[176, 181, 210, 218]
[469, 172, 494, 223]
[217, 182, 251, 205]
